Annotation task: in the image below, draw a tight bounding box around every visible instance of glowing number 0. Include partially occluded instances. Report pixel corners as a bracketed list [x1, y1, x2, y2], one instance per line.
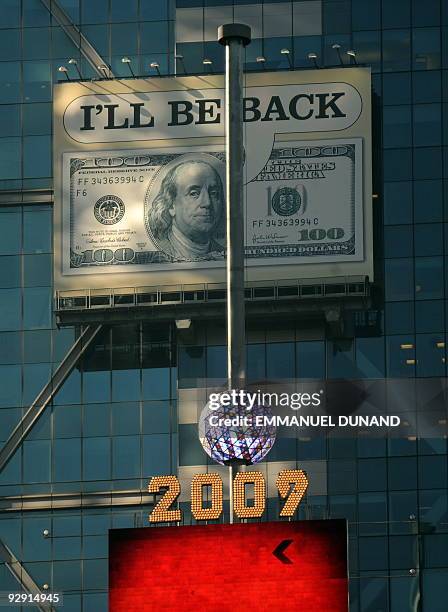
[191, 473, 223, 520]
[233, 472, 266, 519]
[276, 469, 309, 517]
[148, 475, 182, 523]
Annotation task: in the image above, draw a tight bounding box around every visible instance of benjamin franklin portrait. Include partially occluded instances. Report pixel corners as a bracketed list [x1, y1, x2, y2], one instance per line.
[146, 157, 225, 261]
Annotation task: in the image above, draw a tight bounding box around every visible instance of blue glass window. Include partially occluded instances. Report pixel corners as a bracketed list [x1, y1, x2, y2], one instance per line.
[206, 345, 226, 381]
[140, 21, 170, 54]
[142, 401, 171, 434]
[23, 62, 51, 103]
[53, 439, 81, 482]
[266, 342, 295, 379]
[0, 138, 21, 180]
[178, 346, 205, 387]
[112, 436, 141, 479]
[383, 72, 411, 105]
[384, 182, 412, 225]
[0, 255, 20, 288]
[385, 259, 414, 301]
[0, 62, 20, 104]
[0, 105, 20, 138]
[382, 0, 411, 28]
[83, 404, 110, 437]
[296, 341, 325, 379]
[111, 0, 137, 22]
[23, 439, 51, 483]
[413, 147, 443, 180]
[143, 433, 171, 475]
[386, 335, 416, 377]
[413, 104, 442, 147]
[83, 437, 110, 480]
[24, 135, 51, 178]
[83, 371, 110, 404]
[327, 340, 356, 378]
[112, 402, 140, 435]
[413, 0, 441, 27]
[247, 343, 265, 382]
[323, 0, 350, 34]
[22, 27, 50, 60]
[23, 362, 51, 405]
[383, 149, 412, 182]
[382, 30, 411, 72]
[0, 29, 20, 61]
[80, 25, 108, 56]
[81, 0, 108, 24]
[383, 106, 412, 148]
[355, 337, 385, 378]
[0, 0, 20, 28]
[140, 0, 171, 21]
[24, 254, 52, 287]
[0, 364, 21, 407]
[23, 0, 50, 26]
[0, 288, 21, 331]
[23, 103, 51, 136]
[415, 257, 444, 299]
[384, 226, 413, 258]
[413, 28, 441, 70]
[415, 301, 444, 333]
[353, 31, 381, 72]
[413, 71, 442, 103]
[24, 330, 51, 364]
[416, 333, 446, 377]
[0, 331, 22, 364]
[413, 180, 443, 222]
[23, 287, 52, 329]
[352, 0, 380, 30]
[414, 224, 443, 256]
[23, 208, 52, 254]
[112, 369, 140, 402]
[53, 405, 82, 439]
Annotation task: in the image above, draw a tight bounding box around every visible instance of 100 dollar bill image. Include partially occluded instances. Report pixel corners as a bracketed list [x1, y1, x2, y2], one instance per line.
[62, 139, 363, 275]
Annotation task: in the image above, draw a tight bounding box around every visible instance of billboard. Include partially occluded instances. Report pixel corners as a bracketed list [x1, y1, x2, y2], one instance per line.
[53, 69, 372, 292]
[109, 520, 348, 611]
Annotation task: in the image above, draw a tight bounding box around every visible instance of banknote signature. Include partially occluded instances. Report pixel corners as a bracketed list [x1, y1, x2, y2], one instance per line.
[252, 232, 288, 244]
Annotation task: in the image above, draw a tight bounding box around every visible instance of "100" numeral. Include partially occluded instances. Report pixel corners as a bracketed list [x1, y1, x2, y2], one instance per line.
[148, 470, 309, 523]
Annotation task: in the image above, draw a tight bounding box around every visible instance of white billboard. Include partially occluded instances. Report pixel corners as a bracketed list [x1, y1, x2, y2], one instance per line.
[54, 69, 372, 292]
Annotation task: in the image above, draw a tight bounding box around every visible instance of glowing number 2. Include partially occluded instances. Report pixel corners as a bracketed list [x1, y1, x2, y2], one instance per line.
[148, 475, 182, 523]
[276, 469, 309, 517]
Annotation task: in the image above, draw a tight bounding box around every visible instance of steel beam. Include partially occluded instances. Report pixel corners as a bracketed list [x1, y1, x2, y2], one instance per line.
[39, 0, 112, 78]
[0, 325, 103, 474]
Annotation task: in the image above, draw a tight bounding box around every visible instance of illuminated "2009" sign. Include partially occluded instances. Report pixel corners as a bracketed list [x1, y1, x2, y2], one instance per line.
[147, 470, 309, 523]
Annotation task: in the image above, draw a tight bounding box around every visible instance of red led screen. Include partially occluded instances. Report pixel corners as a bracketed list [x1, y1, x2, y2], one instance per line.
[109, 520, 348, 611]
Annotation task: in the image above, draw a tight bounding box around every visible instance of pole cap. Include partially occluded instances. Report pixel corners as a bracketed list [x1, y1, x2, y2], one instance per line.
[217, 23, 251, 46]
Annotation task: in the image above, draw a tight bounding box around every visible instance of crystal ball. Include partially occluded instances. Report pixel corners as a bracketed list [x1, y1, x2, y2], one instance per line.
[198, 398, 277, 465]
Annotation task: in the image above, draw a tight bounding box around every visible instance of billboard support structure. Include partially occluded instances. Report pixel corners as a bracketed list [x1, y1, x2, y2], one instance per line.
[218, 23, 252, 524]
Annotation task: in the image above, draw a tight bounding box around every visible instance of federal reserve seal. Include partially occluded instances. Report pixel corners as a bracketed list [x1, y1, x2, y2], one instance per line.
[272, 187, 301, 216]
[94, 195, 125, 225]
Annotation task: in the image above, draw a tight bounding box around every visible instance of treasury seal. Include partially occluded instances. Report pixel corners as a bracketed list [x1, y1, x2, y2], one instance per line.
[94, 195, 125, 225]
[272, 187, 301, 216]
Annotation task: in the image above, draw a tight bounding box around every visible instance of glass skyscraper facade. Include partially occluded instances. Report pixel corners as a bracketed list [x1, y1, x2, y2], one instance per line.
[0, 0, 447, 610]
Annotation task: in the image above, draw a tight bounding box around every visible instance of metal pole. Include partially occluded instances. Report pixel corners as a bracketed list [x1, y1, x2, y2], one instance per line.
[229, 464, 234, 524]
[218, 23, 251, 393]
[218, 24, 251, 525]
